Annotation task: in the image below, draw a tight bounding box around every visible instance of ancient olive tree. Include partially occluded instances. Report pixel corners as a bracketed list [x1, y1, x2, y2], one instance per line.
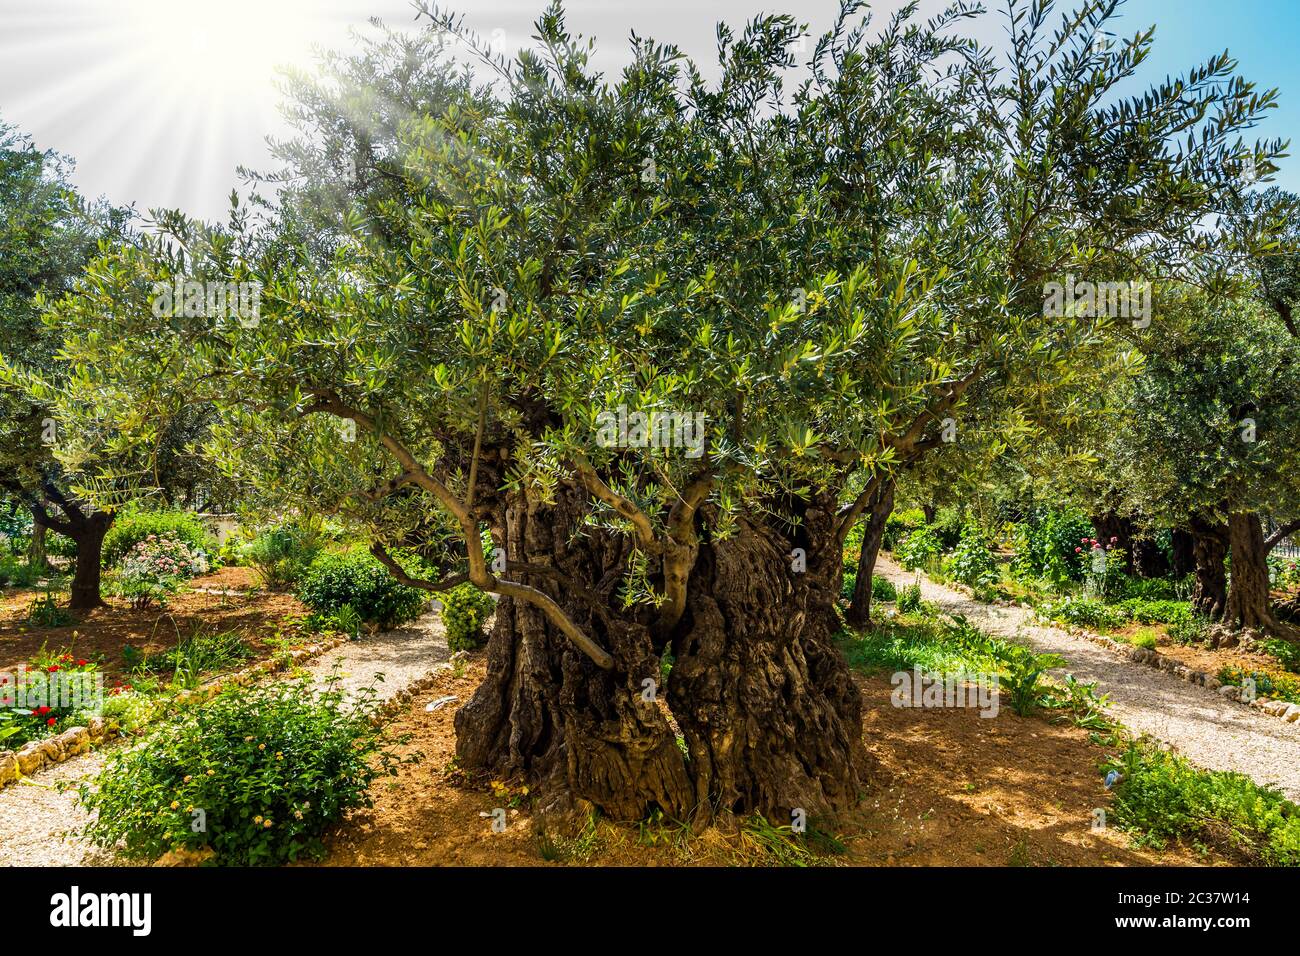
[37, 1, 1279, 818]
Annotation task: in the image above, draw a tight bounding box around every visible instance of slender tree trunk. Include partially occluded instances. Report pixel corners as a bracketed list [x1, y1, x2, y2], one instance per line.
[1224, 511, 1279, 632]
[1189, 516, 1228, 620]
[27, 520, 47, 572]
[921, 503, 936, 524]
[845, 480, 894, 628]
[68, 512, 112, 610]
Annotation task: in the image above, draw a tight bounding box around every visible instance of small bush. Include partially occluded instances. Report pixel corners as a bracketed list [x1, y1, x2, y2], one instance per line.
[1105, 739, 1300, 865]
[929, 506, 965, 550]
[1038, 596, 1126, 631]
[1131, 629, 1159, 650]
[1114, 598, 1190, 625]
[895, 526, 942, 571]
[242, 521, 324, 590]
[883, 508, 927, 550]
[142, 629, 252, 682]
[1166, 608, 1211, 646]
[839, 565, 857, 600]
[114, 534, 209, 609]
[78, 676, 407, 865]
[897, 581, 923, 613]
[103, 510, 212, 568]
[942, 526, 999, 588]
[871, 575, 897, 602]
[0, 555, 40, 588]
[297, 550, 427, 630]
[442, 583, 496, 652]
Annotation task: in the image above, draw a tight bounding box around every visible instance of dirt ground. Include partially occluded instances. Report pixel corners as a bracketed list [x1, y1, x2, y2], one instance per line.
[314, 658, 1221, 867]
[0, 566, 308, 682]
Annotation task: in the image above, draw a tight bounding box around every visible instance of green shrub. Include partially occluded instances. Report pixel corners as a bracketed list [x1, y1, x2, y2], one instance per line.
[839, 566, 858, 600]
[897, 581, 923, 613]
[0, 555, 40, 588]
[883, 508, 926, 551]
[895, 526, 942, 571]
[242, 521, 325, 590]
[1038, 596, 1126, 631]
[442, 583, 496, 652]
[1105, 739, 1300, 865]
[1132, 629, 1159, 650]
[1011, 506, 1092, 586]
[78, 676, 407, 865]
[942, 526, 999, 588]
[26, 590, 73, 627]
[930, 506, 965, 550]
[871, 575, 897, 602]
[987, 639, 1065, 717]
[297, 550, 427, 630]
[1166, 608, 1211, 645]
[103, 509, 212, 568]
[1114, 598, 1190, 625]
[1259, 637, 1300, 674]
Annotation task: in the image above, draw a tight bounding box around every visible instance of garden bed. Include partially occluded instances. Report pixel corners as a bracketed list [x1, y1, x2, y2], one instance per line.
[0, 566, 306, 684]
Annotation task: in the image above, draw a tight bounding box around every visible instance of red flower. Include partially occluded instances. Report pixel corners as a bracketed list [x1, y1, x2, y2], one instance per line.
[1080, 537, 1088, 544]
[76, 660, 88, 667]
[35, 706, 50, 715]
[47, 665, 59, 673]
[46, 717, 57, 726]
[1075, 547, 1082, 553]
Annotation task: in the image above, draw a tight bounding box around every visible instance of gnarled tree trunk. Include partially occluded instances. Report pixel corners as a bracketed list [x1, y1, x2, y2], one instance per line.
[454, 485, 869, 823]
[845, 479, 894, 628]
[1224, 511, 1279, 632]
[455, 486, 691, 820]
[1189, 515, 1227, 620]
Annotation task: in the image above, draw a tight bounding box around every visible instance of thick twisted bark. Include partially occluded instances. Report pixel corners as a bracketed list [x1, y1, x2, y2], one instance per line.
[454, 486, 690, 819]
[1224, 511, 1279, 632]
[667, 518, 868, 819]
[1189, 515, 1228, 620]
[454, 485, 869, 822]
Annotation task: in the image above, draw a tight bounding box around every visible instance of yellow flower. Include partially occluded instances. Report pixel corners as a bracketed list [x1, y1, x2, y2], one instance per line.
[170, 801, 179, 810]
[276, 753, 283, 761]
[254, 815, 263, 824]
[258, 743, 266, 751]
[183, 775, 192, 783]
[245, 736, 254, 742]
[294, 810, 304, 820]
[263, 819, 272, 828]
[207, 769, 215, 776]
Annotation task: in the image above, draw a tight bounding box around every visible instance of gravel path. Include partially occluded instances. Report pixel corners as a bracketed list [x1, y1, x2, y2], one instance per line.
[875, 556, 1300, 801]
[0, 611, 450, 867]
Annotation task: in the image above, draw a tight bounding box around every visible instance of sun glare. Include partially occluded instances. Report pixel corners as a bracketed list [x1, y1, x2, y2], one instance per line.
[124, 0, 324, 103]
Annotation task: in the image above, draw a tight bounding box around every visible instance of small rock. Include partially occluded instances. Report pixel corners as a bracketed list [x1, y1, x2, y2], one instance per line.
[1218, 684, 1239, 700]
[1284, 704, 1300, 724]
[16, 743, 44, 775]
[0, 751, 17, 785]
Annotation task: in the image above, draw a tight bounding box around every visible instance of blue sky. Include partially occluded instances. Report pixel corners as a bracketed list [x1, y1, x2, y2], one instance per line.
[0, 0, 1294, 219]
